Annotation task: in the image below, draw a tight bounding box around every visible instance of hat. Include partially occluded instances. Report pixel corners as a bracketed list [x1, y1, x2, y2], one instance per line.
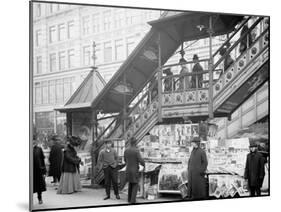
[163, 68, 172, 75]
[249, 139, 258, 147]
[68, 136, 81, 147]
[179, 58, 187, 64]
[51, 134, 60, 141]
[191, 137, 201, 143]
[130, 137, 137, 145]
[193, 54, 199, 60]
[105, 139, 113, 144]
[219, 47, 227, 56]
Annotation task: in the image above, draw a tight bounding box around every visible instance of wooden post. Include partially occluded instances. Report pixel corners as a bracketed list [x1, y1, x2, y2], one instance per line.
[157, 32, 163, 122]
[208, 16, 214, 119]
[66, 112, 72, 136]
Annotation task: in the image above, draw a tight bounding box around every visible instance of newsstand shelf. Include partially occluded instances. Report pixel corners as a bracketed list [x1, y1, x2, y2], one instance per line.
[158, 190, 181, 194]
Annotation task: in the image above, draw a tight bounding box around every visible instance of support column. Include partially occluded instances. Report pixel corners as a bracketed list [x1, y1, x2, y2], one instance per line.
[91, 111, 99, 187]
[66, 112, 72, 136]
[157, 32, 163, 122]
[208, 16, 214, 119]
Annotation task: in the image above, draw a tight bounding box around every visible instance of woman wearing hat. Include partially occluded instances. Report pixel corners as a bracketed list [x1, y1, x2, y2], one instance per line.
[187, 137, 208, 200]
[244, 140, 265, 196]
[57, 136, 82, 194]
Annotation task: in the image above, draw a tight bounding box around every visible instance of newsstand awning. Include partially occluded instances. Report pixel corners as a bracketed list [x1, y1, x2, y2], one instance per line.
[91, 11, 243, 114]
[56, 69, 106, 113]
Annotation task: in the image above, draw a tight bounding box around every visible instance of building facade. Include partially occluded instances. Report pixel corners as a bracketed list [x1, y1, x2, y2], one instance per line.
[32, 2, 161, 138]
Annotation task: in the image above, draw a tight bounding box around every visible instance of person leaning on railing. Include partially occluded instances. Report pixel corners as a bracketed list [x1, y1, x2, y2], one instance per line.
[163, 68, 175, 92]
[219, 43, 234, 76]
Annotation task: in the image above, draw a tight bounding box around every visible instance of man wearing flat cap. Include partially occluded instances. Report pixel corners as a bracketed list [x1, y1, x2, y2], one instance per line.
[124, 137, 145, 204]
[187, 137, 208, 200]
[244, 140, 265, 196]
[98, 140, 120, 200]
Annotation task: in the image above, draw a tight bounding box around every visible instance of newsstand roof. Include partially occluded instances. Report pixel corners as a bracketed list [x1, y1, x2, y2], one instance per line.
[56, 69, 106, 113]
[91, 11, 244, 114]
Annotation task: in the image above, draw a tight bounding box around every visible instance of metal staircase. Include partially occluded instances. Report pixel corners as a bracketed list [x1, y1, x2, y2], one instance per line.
[93, 15, 269, 184]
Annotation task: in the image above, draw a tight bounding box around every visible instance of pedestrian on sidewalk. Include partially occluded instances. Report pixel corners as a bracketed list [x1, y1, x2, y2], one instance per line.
[244, 140, 265, 197]
[187, 137, 208, 200]
[98, 140, 120, 200]
[49, 135, 63, 187]
[57, 136, 82, 194]
[124, 137, 145, 204]
[33, 135, 47, 204]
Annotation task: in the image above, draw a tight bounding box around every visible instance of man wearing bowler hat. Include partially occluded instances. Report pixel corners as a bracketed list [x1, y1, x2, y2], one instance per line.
[124, 137, 145, 204]
[191, 54, 204, 88]
[244, 140, 265, 196]
[98, 140, 120, 200]
[187, 137, 208, 200]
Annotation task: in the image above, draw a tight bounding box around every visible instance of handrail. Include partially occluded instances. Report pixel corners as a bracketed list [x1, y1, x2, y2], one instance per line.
[95, 118, 117, 144]
[162, 58, 209, 69]
[213, 17, 264, 70]
[212, 16, 252, 58]
[162, 70, 209, 80]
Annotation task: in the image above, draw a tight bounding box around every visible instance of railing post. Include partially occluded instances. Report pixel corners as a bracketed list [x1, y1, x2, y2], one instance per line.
[208, 16, 214, 119]
[157, 32, 163, 122]
[91, 110, 99, 187]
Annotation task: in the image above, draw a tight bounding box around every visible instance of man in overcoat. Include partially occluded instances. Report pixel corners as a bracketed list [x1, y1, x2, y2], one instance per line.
[244, 141, 265, 196]
[191, 54, 203, 88]
[187, 137, 208, 200]
[124, 137, 145, 204]
[49, 135, 63, 186]
[33, 136, 46, 204]
[98, 140, 120, 200]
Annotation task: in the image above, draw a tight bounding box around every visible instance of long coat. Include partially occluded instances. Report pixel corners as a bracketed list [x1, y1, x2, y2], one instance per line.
[244, 151, 265, 187]
[33, 146, 46, 193]
[191, 63, 203, 88]
[124, 146, 145, 183]
[48, 142, 63, 177]
[187, 147, 208, 199]
[61, 144, 81, 173]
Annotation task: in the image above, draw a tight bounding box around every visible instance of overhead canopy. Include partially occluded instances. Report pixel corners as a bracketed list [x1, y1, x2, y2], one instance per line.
[91, 11, 244, 114]
[56, 69, 106, 113]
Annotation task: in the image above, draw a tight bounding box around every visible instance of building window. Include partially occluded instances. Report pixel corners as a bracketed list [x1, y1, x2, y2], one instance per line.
[125, 11, 133, 25]
[42, 81, 48, 104]
[58, 51, 66, 71]
[35, 82, 42, 105]
[56, 79, 63, 103]
[103, 10, 111, 31]
[115, 39, 124, 61]
[104, 42, 112, 63]
[49, 26, 56, 43]
[35, 29, 42, 47]
[114, 11, 124, 28]
[67, 20, 75, 39]
[35, 4, 41, 17]
[49, 80, 56, 104]
[83, 46, 91, 66]
[82, 16, 90, 35]
[95, 43, 101, 65]
[49, 53, 56, 72]
[92, 14, 100, 33]
[58, 23, 66, 41]
[49, 4, 54, 13]
[63, 78, 72, 101]
[126, 37, 135, 57]
[36, 56, 42, 74]
[68, 49, 75, 68]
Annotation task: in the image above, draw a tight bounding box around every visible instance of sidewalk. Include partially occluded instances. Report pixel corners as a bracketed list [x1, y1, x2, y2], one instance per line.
[32, 177, 178, 211]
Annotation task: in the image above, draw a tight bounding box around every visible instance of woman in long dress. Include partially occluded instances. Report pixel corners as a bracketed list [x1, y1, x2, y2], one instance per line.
[57, 136, 82, 194]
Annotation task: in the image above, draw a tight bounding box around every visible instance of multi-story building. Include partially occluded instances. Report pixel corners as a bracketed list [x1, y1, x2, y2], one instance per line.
[32, 2, 161, 137]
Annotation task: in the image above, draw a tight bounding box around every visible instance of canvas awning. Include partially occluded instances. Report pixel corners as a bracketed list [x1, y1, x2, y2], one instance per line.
[56, 69, 106, 113]
[91, 11, 244, 114]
